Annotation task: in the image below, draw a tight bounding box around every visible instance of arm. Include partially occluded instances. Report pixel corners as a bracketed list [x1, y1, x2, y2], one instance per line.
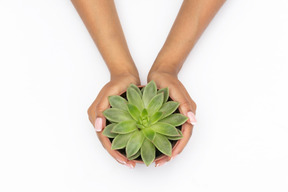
[72, 0, 138, 78]
[72, 0, 139, 168]
[149, 0, 226, 75]
[148, 0, 226, 167]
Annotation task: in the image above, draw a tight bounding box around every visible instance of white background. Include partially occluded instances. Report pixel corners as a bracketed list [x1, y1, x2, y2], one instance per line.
[0, 0, 288, 191]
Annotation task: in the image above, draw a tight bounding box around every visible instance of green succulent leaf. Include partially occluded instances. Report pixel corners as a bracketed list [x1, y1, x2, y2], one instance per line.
[127, 104, 140, 121]
[102, 123, 118, 138]
[129, 84, 142, 97]
[159, 113, 188, 126]
[150, 112, 163, 125]
[150, 122, 179, 136]
[108, 95, 128, 111]
[103, 108, 133, 122]
[141, 108, 148, 118]
[136, 124, 145, 129]
[128, 149, 141, 160]
[153, 133, 172, 156]
[167, 129, 183, 140]
[142, 128, 156, 141]
[111, 133, 133, 150]
[147, 93, 164, 115]
[126, 130, 145, 157]
[141, 139, 156, 166]
[111, 120, 137, 134]
[159, 101, 180, 119]
[157, 87, 169, 104]
[141, 87, 145, 94]
[142, 81, 157, 107]
[127, 87, 144, 111]
[150, 122, 180, 136]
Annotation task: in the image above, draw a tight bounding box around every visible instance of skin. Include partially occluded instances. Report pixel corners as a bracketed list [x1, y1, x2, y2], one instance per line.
[71, 0, 225, 168]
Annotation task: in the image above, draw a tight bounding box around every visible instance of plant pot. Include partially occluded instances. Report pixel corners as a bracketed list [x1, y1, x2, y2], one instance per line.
[104, 84, 184, 165]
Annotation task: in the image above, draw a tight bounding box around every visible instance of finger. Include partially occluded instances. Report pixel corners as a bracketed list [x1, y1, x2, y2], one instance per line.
[168, 85, 197, 125]
[171, 122, 193, 158]
[88, 95, 110, 132]
[154, 156, 170, 167]
[178, 82, 197, 114]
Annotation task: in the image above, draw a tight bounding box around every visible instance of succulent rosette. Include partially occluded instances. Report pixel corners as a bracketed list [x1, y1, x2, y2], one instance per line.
[102, 81, 188, 166]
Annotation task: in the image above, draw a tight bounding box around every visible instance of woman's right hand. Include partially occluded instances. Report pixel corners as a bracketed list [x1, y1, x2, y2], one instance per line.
[87, 73, 140, 168]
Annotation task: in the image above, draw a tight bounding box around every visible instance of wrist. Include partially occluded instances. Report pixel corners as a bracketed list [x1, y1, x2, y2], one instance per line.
[109, 62, 140, 82]
[148, 62, 179, 81]
[147, 68, 178, 83]
[110, 69, 140, 85]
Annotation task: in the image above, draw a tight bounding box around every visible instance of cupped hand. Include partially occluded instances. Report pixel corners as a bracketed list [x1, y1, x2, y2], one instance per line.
[147, 71, 197, 167]
[87, 74, 140, 168]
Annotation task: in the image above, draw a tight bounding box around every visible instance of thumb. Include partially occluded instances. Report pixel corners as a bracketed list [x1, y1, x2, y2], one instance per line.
[94, 106, 108, 132]
[94, 117, 105, 132]
[91, 98, 109, 132]
[178, 100, 197, 125]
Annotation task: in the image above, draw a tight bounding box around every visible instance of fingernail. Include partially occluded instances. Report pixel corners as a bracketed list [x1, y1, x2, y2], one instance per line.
[117, 159, 126, 165]
[126, 164, 134, 169]
[155, 162, 166, 167]
[171, 155, 177, 161]
[94, 118, 103, 132]
[187, 112, 197, 125]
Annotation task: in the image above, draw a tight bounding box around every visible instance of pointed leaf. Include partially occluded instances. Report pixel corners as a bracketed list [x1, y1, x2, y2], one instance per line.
[141, 87, 145, 94]
[150, 122, 180, 136]
[103, 108, 133, 122]
[159, 101, 179, 119]
[167, 129, 183, 140]
[142, 128, 156, 141]
[126, 131, 145, 157]
[158, 87, 169, 104]
[111, 133, 133, 150]
[128, 149, 141, 160]
[136, 124, 145, 129]
[108, 95, 127, 111]
[127, 87, 144, 111]
[150, 112, 163, 125]
[129, 84, 142, 97]
[147, 93, 164, 115]
[153, 133, 172, 156]
[111, 120, 137, 134]
[141, 139, 156, 166]
[143, 81, 157, 107]
[141, 108, 148, 118]
[159, 113, 188, 126]
[127, 104, 140, 121]
[102, 123, 118, 138]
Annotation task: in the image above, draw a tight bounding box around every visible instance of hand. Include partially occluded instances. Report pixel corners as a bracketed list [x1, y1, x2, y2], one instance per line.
[87, 73, 140, 168]
[147, 71, 197, 167]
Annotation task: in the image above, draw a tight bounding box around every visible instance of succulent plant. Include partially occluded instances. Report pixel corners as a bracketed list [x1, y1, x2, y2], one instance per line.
[102, 81, 188, 166]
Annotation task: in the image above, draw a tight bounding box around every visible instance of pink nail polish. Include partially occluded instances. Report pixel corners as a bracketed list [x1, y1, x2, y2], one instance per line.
[94, 118, 103, 132]
[171, 155, 177, 161]
[127, 164, 134, 169]
[187, 112, 197, 125]
[156, 162, 166, 167]
[117, 159, 126, 165]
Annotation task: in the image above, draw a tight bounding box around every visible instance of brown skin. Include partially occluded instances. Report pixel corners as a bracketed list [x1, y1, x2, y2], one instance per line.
[71, 0, 225, 168]
[149, 0, 226, 166]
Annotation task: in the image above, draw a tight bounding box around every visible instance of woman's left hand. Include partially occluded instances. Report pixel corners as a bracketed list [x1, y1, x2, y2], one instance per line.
[147, 71, 197, 167]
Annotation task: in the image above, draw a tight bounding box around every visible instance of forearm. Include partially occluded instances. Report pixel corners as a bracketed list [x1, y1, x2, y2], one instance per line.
[71, 0, 138, 78]
[149, 0, 226, 76]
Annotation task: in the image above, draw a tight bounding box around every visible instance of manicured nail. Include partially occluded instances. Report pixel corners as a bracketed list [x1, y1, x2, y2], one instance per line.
[171, 155, 177, 161]
[155, 162, 166, 167]
[126, 164, 134, 169]
[94, 118, 103, 132]
[187, 112, 197, 125]
[117, 159, 126, 165]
